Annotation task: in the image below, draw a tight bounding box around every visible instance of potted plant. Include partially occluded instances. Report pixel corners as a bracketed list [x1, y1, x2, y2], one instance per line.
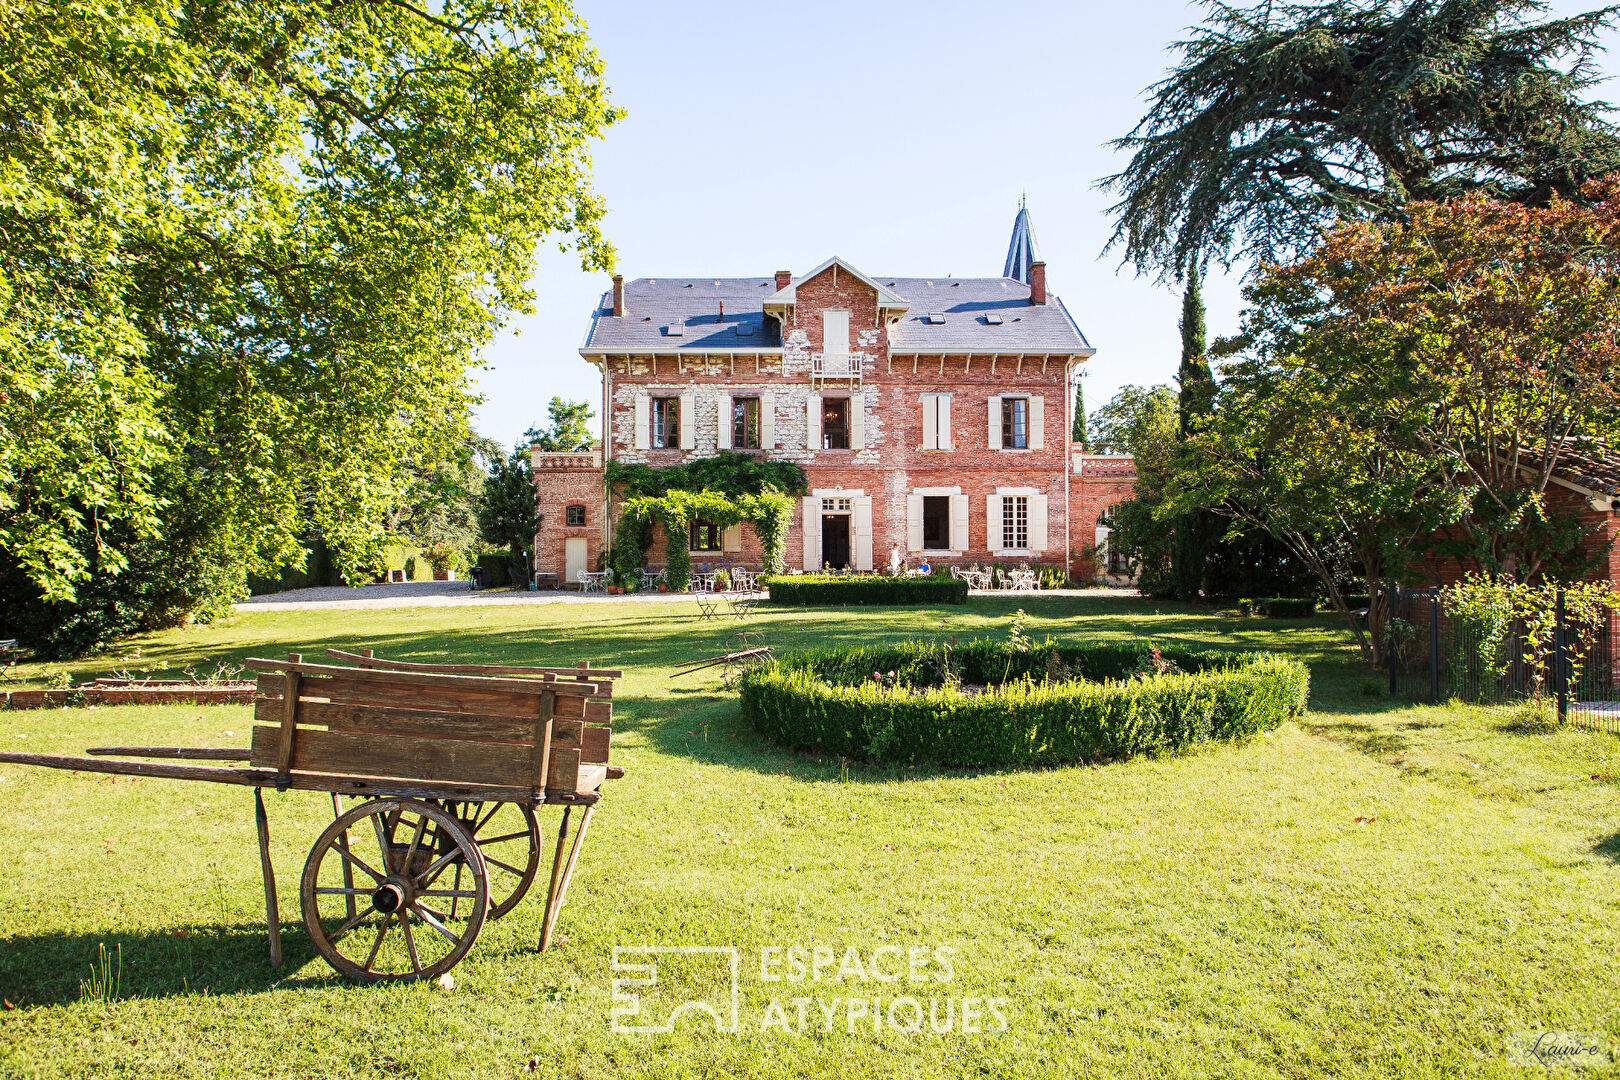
[713, 569, 731, 592]
[424, 541, 466, 581]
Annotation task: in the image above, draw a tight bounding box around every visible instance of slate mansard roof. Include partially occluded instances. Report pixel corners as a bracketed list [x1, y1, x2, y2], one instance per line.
[581, 270, 1093, 356]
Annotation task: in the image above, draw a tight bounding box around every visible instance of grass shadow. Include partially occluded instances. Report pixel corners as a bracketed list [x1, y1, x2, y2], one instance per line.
[0, 922, 340, 1005]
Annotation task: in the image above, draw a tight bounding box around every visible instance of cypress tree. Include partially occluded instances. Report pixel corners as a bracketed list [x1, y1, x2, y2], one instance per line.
[1072, 377, 1087, 446]
[1177, 269, 1211, 435]
[1172, 271, 1213, 599]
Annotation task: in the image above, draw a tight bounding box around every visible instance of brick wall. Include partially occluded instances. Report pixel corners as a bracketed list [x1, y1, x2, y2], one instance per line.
[531, 448, 605, 585]
[1068, 450, 1137, 580]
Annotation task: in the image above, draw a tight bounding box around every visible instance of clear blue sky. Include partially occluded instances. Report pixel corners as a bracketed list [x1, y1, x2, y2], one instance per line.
[472, 0, 1620, 448]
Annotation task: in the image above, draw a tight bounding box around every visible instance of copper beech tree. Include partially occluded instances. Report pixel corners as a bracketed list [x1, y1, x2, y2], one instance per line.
[1177, 184, 1620, 663]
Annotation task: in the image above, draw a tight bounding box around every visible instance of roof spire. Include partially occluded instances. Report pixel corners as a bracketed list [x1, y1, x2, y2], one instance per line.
[1004, 199, 1041, 284]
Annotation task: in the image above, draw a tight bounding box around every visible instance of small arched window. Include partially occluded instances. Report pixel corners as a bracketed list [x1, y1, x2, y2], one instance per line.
[565, 505, 587, 527]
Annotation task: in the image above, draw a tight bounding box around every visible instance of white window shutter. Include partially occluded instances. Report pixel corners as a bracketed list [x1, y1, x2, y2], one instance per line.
[803, 496, 820, 571]
[761, 391, 776, 449]
[850, 392, 865, 449]
[1029, 493, 1049, 551]
[938, 394, 952, 449]
[717, 394, 732, 449]
[906, 494, 924, 551]
[950, 493, 969, 551]
[987, 395, 1002, 450]
[721, 523, 742, 552]
[921, 396, 938, 450]
[679, 390, 695, 449]
[633, 393, 649, 450]
[853, 495, 873, 571]
[986, 494, 1002, 550]
[1029, 395, 1044, 450]
[806, 393, 822, 450]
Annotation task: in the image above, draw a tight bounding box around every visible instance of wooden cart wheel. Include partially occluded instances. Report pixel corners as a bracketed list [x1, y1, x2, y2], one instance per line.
[439, 801, 541, 920]
[301, 798, 488, 982]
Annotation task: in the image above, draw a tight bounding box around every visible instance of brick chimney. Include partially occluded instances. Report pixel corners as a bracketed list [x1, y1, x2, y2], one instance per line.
[611, 274, 624, 316]
[1029, 261, 1046, 305]
[774, 270, 792, 291]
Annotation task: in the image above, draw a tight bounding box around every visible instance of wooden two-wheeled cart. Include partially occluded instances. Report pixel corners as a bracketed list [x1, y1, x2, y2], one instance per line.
[0, 648, 624, 982]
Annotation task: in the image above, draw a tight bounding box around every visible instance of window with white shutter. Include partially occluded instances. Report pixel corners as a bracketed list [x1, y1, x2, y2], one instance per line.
[678, 390, 695, 449]
[806, 393, 822, 450]
[633, 393, 650, 450]
[921, 394, 952, 450]
[1001, 495, 1030, 550]
[822, 310, 849, 356]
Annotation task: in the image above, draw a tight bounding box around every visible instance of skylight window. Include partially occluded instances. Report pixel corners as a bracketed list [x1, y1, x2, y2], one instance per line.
[735, 324, 754, 336]
[984, 313, 1004, 325]
[925, 312, 947, 324]
[666, 322, 684, 336]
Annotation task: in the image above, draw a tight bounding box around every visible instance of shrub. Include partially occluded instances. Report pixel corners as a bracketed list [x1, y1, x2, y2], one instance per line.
[766, 575, 969, 606]
[474, 552, 517, 587]
[1237, 597, 1317, 618]
[739, 638, 1309, 768]
[423, 541, 466, 575]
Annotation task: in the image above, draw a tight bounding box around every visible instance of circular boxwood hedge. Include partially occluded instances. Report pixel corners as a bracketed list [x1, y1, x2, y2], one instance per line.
[738, 639, 1309, 768]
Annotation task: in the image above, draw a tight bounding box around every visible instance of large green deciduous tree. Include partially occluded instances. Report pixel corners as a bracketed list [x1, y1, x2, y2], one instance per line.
[1103, 0, 1620, 278]
[1175, 185, 1620, 660]
[527, 398, 597, 452]
[0, 0, 618, 653]
[384, 431, 503, 553]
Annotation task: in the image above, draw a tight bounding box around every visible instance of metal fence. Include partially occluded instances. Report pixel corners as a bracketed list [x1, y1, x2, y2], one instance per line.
[1380, 586, 1620, 734]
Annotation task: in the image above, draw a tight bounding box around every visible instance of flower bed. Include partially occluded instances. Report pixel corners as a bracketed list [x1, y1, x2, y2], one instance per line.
[764, 575, 968, 606]
[738, 639, 1309, 767]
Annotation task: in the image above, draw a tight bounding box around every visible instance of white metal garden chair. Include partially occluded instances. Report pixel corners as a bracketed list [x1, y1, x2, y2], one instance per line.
[692, 584, 720, 621]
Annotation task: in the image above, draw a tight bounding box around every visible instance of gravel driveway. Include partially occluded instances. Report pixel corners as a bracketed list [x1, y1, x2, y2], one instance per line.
[236, 579, 1141, 611]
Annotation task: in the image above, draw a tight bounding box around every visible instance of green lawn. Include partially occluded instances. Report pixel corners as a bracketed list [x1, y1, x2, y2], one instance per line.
[1, 596, 1617, 1078]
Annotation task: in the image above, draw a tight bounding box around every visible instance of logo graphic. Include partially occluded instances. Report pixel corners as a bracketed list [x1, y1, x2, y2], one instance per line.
[611, 946, 741, 1034]
[1507, 1032, 1610, 1069]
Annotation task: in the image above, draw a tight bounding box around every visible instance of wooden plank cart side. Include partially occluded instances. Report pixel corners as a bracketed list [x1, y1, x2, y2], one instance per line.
[246, 654, 623, 975]
[321, 649, 624, 949]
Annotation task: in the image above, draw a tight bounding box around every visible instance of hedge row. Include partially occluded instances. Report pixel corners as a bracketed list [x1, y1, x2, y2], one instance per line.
[765, 575, 969, 606]
[1237, 597, 1318, 618]
[739, 640, 1310, 768]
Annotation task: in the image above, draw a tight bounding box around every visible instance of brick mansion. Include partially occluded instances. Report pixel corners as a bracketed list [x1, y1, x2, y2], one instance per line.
[530, 206, 1136, 584]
